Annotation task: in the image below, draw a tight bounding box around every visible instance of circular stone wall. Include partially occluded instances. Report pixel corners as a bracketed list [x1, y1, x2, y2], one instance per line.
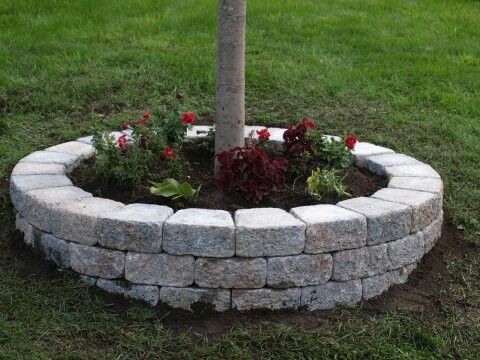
[10, 126, 443, 311]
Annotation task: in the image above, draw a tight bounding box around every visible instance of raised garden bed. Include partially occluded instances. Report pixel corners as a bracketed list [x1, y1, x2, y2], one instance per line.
[10, 125, 444, 311]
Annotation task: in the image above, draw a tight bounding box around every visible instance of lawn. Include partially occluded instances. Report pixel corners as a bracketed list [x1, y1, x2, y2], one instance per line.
[0, 0, 479, 358]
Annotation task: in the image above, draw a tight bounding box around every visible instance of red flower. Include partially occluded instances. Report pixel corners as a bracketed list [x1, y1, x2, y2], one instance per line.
[117, 134, 129, 150]
[121, 122, 130, 130]
[181, 112, 196, 125]
[256, 128, 270, 142]
[143, 112, 152, 121]
[303, 117, 316, 129]
[162, 146, 177, 160]
[344, 134, 358, 150]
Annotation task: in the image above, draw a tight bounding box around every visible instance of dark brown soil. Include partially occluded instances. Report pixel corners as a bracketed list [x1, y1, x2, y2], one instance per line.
[70, 142, 387, 213]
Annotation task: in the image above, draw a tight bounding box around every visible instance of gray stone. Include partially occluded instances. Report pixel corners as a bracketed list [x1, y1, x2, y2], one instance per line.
[365, 153, 422, 175]
[15, 215, 42, 247]
[372, 188, 441, 232]
[384, 165, 440, 179]
[19, 151, 81, 172]
[332, 244, 389, 281]
[301, 280, 362, 310]
[290, 205, 366, 253]
[77, 135, 93, 145]
[12, 163, 66, 176]
[96, 204, 173, 253]
[387, 233, 424, 270]
[163, 209, 235, 257]
[235, 208, 306, 257]
[15, 186, 93, 232]
[195, 258, 267, 289]
[96, 279, 159, 306]
[388, 176, 443, 194]
[267, 127, 287, 143]
[267, 254, 332, 288]
[10, 175, 73, 213]
[125, 253, 194, 287]
[186, 125, 212, 139]
[46, 141, 95, 160]
[40, 234, 70, 269]
[79, 275, 97, 286]
[338, 197, 412, 244]
[423, 213, 443, 254]
[362, 264, 417, 300]
[51, 197, 125, 245]
[351, 142, 394, 167]
[70, 243, 125, 279]
[232, 288, 301, 311]
[159, 287, 231, 312]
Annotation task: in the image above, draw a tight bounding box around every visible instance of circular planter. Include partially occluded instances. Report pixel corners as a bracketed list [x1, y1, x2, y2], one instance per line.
[10, 126, 443, 311]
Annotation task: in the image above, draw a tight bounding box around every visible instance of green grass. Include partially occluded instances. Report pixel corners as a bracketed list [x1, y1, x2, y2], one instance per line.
[0, 0, 479, 358]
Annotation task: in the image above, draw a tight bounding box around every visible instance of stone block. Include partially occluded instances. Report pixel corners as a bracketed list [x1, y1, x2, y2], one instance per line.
[40, 233, 71, 269]
[96, 278, 159, 306]
[45, 141, 95, 160]
[423, 214, 443, 254]
[96, 203, 173, 253]
[267, 254, 332, 288]
[51, 197, 124, 245]
[19, 151, 81, 172]
[301, 280, 362, 310]
[70, 243, 125, 279]
[125, 252, 194, 287]
[372, 188, 441, 232]
[232, 288, 301, 311]
[362, 264, 417, 300]
[351, 142, 394, 167]
[291, 204, 366, 253]
[159, 287, 230, 312]
[163, 209, 235, 257]
[338, 197, 411, 244]
[235, 208, 306, 257]
[388, 176, 443, 194]
[195, 258, 267, 289]
[12, 163, 66, 176]
[387, 233, 424, 269]
[365, 153, 422, 175]
[332, 243, 389, 280]
[384, 164, 440, 179]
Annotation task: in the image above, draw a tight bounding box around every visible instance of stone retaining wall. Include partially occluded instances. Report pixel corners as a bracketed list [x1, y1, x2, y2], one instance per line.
[10, 126, 444, 311]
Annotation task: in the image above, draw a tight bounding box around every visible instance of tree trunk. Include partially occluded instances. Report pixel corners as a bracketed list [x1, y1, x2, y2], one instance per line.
[214, 0, 246, 173]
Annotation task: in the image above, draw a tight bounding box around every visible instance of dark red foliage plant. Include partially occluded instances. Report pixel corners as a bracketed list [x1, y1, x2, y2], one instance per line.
[215, 145, 288, 203]
[283, 117, 316, 156]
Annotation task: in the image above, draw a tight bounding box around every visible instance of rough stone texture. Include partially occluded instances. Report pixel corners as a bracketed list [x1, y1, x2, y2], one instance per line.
[19, 151, 81, 172]
[125, 253, 194, 287]
[10, 175, 73, 214]
[423, 213, 443, 254]
[96, 204, 173, 253]
[388, 176, 443, 194]
[338, 197, 411, 245]
[372, 188, 441, 233]
[79, 275, 97, 286]
[70, 243, 125, 279]
[51, 197, 125, 245]
[387, 233, 424, 269]
[235, 208, 306, 257]
[267, 254, 332, 288]
[15, 215, 42, 247]
[15, 186, 93, 232]
[195, 258, 267, 289]
[365, 153, 422, 175]
[96, 278, 159, 306]
[12, 163, 66, 176]
[291, 205, 366, 253]
[301, 280, 362, 310]
[77, 135, 93, 145]
[163, 209, 235, 257]
[362, 264, 417, 300]
[40, 233, 70, 269]
[186, 125, 212, 139]
[351, 142, 395, 167]
[332, 244, 389, 281]
[160, 287, 231, 312]
[384, 164, 440, 179]
[46, 141, 95, 160]
[232, 288, 301, 311]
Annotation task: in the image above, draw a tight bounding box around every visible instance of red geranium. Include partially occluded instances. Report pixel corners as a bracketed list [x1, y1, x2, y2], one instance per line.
[303, 117, 316, 129]
[117, 134, 129, 150]
[181, 112, 196, 125]
[256, 128, 270, 142]
[137, 112, 152, 126]
[344, 134, 358, 150]
[162, 146, 177, 160]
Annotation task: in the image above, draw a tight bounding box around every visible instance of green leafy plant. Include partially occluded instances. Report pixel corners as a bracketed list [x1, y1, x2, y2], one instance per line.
[306, 167, 350, 200]
[150, 178, 200, 201]
[306, 130, 352, 169]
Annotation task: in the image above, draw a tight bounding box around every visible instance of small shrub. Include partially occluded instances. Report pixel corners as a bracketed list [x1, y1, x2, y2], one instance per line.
[150, 178, 200, 201]
[283, 117, 316, 156]
[306, 131, 357, 169]
[215, 145, 288, 203]
[306, 167, 349, 200]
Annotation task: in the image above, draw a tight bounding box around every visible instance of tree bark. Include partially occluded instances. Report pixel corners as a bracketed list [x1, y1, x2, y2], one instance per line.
[214, 0, 246, 173]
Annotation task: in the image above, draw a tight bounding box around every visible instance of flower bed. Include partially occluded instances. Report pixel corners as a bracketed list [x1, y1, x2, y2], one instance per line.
[10, 124, 443, 311]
